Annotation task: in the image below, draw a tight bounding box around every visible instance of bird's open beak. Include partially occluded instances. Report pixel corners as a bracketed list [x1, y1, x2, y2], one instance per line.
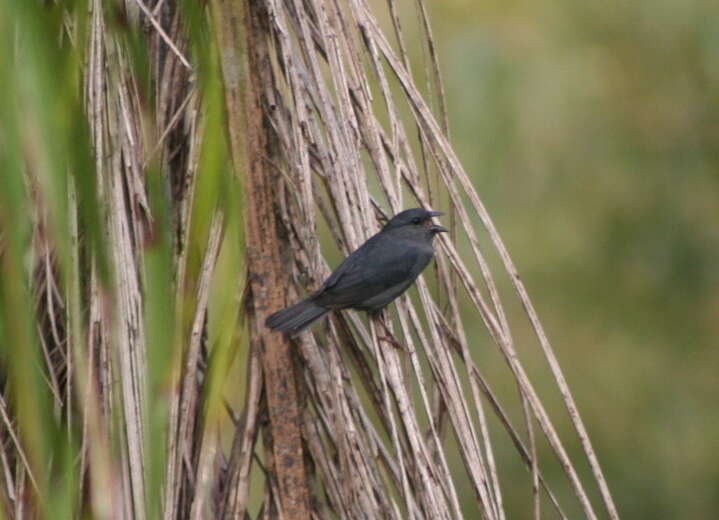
[425, 211, 447, 233]
[430, 224, 448, 233]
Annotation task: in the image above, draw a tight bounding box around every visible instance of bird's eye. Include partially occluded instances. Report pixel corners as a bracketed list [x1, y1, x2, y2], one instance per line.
[411, 217, 421, 225]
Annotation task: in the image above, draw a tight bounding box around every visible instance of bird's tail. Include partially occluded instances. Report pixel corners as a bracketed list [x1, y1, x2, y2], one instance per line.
[265, 299, 329, 335]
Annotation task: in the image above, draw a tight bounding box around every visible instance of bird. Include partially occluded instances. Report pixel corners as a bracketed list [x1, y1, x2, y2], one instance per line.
[266, 208, 447, 335]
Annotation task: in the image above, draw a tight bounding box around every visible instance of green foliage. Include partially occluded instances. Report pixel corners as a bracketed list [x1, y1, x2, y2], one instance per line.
[0, 1, 245, 517]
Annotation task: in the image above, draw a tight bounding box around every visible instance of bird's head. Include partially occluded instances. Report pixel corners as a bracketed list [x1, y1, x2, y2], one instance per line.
[382, 208, 448, 240]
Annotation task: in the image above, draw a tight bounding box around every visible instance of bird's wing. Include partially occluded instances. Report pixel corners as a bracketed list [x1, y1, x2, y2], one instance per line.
[319, 233, 382, 292]
[315, 234, 432, 308]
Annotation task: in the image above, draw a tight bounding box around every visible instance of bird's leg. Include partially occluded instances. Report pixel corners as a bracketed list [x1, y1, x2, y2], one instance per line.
[373, 311, 404, 351]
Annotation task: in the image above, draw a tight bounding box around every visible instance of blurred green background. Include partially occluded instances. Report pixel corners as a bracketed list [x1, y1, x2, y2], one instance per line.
[419, 0, 719, 517]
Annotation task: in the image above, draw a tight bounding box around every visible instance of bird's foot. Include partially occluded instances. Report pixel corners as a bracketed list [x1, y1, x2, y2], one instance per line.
[378, 334, 404, 351]
[371, 311, 405, 351]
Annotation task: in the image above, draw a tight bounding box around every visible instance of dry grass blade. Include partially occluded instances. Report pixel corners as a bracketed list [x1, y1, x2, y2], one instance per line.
[239, 0, 620, 517]
[0, 396, 38, 497]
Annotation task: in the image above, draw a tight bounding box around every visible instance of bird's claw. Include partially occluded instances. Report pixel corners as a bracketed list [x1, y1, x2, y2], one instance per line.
[378, 334, 404, 351]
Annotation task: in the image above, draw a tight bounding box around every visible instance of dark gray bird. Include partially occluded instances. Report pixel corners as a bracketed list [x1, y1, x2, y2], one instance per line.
[266, 208, 447, 335]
